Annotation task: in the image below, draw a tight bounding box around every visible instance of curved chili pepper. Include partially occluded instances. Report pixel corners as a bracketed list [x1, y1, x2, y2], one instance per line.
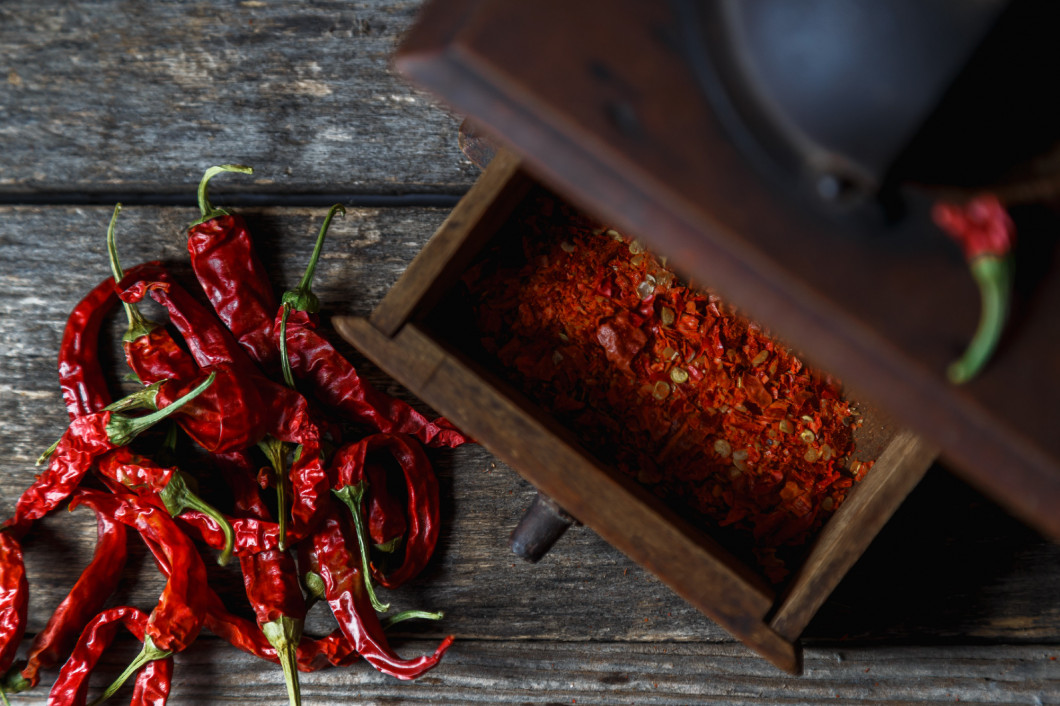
[279, 309, 468, 448]
[225, 462, 306, 706]
[119, 276, 259, 374]
[275, 205, 468, 448]
[5, 501, 127, 693]
[0, 532, 28, 681]
[95, 448, 234, 566]
[5, 374, 215, 539]
[303, 512, 453, 681]
[128, 654, 173, 706]
[46, 606, 148, 706]
[278, 204, 345, 388]
[105, 206, 199, 387]
[70, 490, 208, 703]
[186, 165, 281, 374]
[332, 434, 439, 589]
[57, 261, 167, 420]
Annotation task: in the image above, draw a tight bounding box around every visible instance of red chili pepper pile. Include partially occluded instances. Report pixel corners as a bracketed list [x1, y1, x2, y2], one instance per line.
[461, 191, 872, 583]
[0, 166, 468, 705]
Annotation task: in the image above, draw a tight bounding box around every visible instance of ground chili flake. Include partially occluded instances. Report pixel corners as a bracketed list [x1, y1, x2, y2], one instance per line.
[458, 190, 872, 582]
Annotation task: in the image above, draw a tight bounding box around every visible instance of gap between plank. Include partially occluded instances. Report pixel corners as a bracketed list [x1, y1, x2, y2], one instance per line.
[0, 191, 466, 209]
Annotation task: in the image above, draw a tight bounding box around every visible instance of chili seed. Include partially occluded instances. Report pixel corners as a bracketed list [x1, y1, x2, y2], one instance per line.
[637, 280, 655, 299]
[631, 254, 646, 267]
[821, 444, 833, 461]
[606, 228, 622, 240]
[822, 497, 835, 511]
[660, 307, 675, 326]
[662, 346, 677, 361]
[558, 332, 569, 342]
[732, 448, 749, 462]
[670, 367, 689, 384]
[560, 241, 576, 253]
[733, 456, 748, 472]
[779, 419, 795, 434]
[751, 350, 770, 367]
[713, 439, 732, 457]
[800, 415, 815, 424]
[804, 447, 821, 462]
[799, 429, 816, 444]
[629, 240, 645, 254]
[652, 381, 671, 400]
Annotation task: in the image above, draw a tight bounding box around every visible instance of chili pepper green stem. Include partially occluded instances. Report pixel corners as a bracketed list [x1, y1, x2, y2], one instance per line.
[37, 381, 166, 466]
[106, 203, 158, 343]
[381, 610, 444, 630]
[280, 303, 296, 388]
[0, 681, 11, 706]
[333, 483, 390, 613]
[284, 204, 346, 314]
[258, 437, 290, 551]
[106, 372, 216, 447]
[375, 535, 403, 554]
[262, 616, 303, 706]
[192, 164, 253, 226]
[279, 204, 346, 388]
[947, 255, 1013, 384]
[303, 571, 326, 603]
[2, 668, 28, 695]
[89, 636, 171, 706]
[160, 471, 234, 566]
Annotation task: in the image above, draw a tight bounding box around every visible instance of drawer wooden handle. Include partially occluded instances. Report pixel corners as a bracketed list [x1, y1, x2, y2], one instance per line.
[509, 491, 577, 562]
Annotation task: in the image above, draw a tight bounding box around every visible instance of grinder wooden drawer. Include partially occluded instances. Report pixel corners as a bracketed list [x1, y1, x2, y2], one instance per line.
[335, 149, 937, 673]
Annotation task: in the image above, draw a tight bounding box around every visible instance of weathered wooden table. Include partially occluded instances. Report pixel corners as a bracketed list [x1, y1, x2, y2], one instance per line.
[1, 2, 1057, 703]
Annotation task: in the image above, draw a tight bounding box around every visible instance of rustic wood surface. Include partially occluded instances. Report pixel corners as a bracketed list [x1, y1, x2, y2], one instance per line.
[0, 1, 1058, 704]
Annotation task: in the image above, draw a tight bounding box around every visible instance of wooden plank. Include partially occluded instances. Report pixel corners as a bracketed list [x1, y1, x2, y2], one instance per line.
[1, 205, 1058, 701]
[369, 148, 529, 335]
[0, 1, 476, 196]
[334, 316, 801, 673]
[6, 638, 1058, 705]
[771, 430, 939, 640]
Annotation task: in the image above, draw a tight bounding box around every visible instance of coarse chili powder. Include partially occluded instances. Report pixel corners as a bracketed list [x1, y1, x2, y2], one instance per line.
[459, 191, 873, 582]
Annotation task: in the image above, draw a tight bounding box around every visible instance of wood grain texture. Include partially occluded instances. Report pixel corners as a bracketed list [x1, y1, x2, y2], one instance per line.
[4, 639, 1059, 705]
[0, 1, 477, 196]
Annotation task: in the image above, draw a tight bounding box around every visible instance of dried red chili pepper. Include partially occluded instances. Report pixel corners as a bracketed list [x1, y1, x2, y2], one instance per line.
[46, 606, 148, 706]
[331, 433, 439, 590]
[275, 207, 468, 448]
[0, 532, 28, 683]
[71, 490, 208, 703]
[301, 512, 453, 681]
[105, 205, 200, 387]
[225, 461, 306, 706]
[6, 374, 215, 539]
[119, 275, 259, 374]
[4, 501, 127, 694]
[95, 447, 234, 566]
[57, 260, 167, 421]
[185, 164, 282, 374]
